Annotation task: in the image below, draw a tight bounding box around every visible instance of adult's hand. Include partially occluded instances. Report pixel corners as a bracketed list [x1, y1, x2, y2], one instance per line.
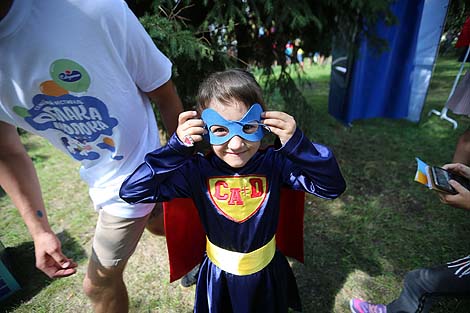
[33, 231, 77, 278]
[443, 163, 470, 179]
[0, 122, 77, 278]
[438, 182, 470, 211]
[439, 163, 470, 211]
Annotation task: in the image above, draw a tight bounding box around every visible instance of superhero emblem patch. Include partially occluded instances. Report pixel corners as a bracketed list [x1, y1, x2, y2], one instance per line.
[208, 175, 268, 223]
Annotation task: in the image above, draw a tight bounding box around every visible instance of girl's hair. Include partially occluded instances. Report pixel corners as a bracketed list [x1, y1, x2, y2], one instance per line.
[196, 69, 266, 112]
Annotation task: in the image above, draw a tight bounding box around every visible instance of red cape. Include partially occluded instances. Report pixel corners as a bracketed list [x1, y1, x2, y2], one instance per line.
[163, 188, 305, 282]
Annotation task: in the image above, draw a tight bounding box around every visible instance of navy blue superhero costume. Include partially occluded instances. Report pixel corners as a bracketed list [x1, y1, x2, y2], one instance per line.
[120, 127, 346, 313]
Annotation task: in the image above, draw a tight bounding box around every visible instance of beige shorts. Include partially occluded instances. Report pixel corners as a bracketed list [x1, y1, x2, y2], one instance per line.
[90, 210, 150, 267]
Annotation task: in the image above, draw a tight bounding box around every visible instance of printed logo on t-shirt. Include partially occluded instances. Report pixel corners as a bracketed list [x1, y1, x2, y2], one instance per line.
[12, 59, 123, 161]
[208, 175, 268, 223]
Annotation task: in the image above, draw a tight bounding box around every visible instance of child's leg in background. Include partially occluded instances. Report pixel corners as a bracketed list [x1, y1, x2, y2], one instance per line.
[387, 256, 470, 313]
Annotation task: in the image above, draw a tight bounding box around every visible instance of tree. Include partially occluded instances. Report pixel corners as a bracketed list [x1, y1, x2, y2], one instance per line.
[440, 0, 469, 56]
[128, 0, 397, 134]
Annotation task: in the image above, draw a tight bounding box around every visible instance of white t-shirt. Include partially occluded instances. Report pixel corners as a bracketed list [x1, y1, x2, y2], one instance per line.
[0, 0, 173, 218]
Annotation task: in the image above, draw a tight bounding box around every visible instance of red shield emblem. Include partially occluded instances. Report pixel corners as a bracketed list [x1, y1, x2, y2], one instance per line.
[208, 175, 268, 222]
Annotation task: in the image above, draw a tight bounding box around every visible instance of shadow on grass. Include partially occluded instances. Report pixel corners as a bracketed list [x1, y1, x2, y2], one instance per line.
[291, 205, 382, 312]
[0, 230, 87, 313]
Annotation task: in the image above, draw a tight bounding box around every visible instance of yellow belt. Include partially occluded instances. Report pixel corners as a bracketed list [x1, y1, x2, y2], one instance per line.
[206, 235, 276, 276]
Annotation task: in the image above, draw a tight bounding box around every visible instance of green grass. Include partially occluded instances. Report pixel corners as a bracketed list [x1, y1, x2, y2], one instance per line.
[1, 57, 470, 312]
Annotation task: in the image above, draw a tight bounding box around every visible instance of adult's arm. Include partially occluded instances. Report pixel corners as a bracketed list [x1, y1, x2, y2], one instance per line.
[0, 122, 76, 278]
[146, 80, 184, 136]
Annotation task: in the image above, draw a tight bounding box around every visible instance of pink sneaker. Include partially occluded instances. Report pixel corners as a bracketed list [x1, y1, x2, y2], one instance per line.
[350, 298, 387, 313]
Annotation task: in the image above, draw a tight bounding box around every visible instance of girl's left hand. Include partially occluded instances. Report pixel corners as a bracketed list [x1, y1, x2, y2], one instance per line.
[261, 111, 296, 145]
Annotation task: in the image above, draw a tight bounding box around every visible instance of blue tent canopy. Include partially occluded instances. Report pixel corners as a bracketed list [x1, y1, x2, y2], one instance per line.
[328, 0, 449, 125]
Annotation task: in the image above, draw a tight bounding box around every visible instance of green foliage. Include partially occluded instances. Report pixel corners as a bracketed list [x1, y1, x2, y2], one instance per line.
[203, 1, 247, 26]
[440, 0, 468, 56]
[142, 16, 209, 60]
[445, 0, 468, 35]
[139, 2, 233, 107]
[135, 0, 403, 134]
[135, 0, 468, 134]
[258, 66, 313, 134]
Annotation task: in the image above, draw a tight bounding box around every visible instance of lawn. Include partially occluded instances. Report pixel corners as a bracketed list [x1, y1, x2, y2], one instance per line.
[1, 56, 469, 312]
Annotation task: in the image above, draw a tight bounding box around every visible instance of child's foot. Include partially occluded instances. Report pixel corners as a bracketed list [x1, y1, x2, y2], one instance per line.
[180, 264, 200, 287]
[350, 298, 387, 313]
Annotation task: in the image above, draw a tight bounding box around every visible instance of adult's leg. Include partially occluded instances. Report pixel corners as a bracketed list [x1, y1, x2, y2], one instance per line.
[84, 257, 129, 313]
[83, 210, 150, 313]
[453, 127, 470, 166]
[387, 256, 470, 313]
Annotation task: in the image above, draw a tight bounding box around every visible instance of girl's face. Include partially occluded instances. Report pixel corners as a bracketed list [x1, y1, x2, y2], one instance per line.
[207, 99, 261, 168]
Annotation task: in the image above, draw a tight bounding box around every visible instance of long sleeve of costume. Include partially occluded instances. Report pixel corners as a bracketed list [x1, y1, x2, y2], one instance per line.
[277, 128, 346, 199]
[119, 134, 195, 203]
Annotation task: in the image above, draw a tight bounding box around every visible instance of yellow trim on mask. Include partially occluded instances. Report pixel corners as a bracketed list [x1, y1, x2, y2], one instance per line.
[206, 235, 276, 276]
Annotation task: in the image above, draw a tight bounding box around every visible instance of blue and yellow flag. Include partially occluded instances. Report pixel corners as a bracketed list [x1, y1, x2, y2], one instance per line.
[414, 158, 431, 187]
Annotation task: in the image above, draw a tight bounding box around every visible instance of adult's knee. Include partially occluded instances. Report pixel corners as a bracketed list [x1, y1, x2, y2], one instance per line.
[83, 274, 103, 300]
[82, 265, 125, 300]
[404, 269, 424, 287]
[404, 267, 443, 292]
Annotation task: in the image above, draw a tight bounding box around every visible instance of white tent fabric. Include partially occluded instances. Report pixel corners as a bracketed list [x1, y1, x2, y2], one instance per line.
[428, 45, 470, 128]
[407, 0, 449, 122]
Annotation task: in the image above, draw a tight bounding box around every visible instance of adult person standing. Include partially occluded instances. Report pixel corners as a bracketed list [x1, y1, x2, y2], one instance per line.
[0, 0, 183, 312]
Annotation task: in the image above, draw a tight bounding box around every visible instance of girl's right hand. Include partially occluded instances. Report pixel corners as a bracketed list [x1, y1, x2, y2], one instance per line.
[176, 111, 206, 146]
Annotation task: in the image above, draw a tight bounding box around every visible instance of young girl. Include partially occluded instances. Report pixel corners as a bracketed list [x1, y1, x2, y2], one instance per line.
[120, 69, 346, 312]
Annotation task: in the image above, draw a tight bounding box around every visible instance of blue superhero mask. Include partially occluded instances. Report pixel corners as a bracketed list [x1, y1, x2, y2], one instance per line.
[201, 103, 269, 145]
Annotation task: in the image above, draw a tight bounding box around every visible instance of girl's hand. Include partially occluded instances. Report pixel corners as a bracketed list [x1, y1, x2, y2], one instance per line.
[261, 111, 296, 145]
[176, 111, 205, 146]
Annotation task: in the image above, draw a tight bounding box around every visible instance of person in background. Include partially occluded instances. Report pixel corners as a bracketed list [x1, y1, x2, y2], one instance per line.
[120, 69, 346, 312]
[0, 0, 183, 312]
[285, 40, 294, 65]
[294, 38, 305, 72]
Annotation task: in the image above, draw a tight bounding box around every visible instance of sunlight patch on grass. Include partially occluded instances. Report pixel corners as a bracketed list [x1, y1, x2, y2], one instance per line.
[335, 268, 400, 311]
[323, 198, 346, 217]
